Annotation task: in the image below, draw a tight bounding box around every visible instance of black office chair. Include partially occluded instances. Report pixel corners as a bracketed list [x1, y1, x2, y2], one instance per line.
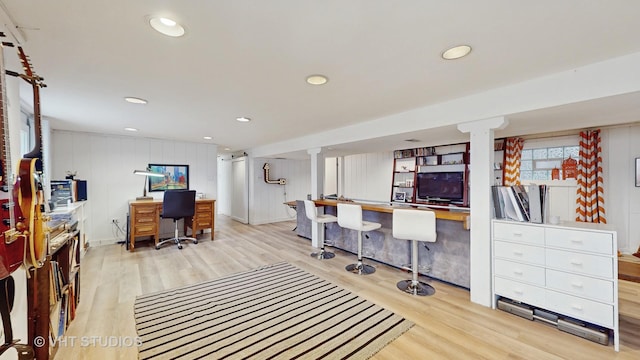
[156, 190, 198, 250]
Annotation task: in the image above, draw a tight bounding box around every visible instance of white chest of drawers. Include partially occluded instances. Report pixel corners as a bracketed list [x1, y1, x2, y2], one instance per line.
[491, 220, 619, 351]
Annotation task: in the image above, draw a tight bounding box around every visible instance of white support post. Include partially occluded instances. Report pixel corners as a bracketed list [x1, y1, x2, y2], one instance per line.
[308, 147, 324, 248]
[458, 117, 508, 307]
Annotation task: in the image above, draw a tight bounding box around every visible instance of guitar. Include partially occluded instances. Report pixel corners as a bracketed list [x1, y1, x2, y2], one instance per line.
[0, 38, 35, 360]
[0, 37, 27, 280]
[16, 46, 47, 269]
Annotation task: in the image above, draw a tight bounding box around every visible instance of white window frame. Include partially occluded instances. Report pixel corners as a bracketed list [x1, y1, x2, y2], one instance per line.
[519, 135, 579, 187]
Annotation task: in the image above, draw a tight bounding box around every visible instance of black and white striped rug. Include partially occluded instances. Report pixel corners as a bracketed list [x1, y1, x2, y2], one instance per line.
[134, 262, 413, 359]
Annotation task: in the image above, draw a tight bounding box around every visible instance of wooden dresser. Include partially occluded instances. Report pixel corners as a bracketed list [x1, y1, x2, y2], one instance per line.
[129, 199, 215, 250]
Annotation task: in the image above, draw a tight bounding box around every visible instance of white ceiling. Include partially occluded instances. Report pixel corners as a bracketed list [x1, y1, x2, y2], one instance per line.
[2, 1, 640, 158]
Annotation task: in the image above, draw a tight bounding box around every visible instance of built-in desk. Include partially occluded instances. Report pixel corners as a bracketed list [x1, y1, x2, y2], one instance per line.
[313, 199, 470, 229]
[128, 199, 215, 251]
[296, 199, 471, 288]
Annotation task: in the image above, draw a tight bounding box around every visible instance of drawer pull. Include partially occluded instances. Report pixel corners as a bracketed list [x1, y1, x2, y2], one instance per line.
[570, 259, 583, 266]
[570, 239, 583, 244]
[513, 269, 523, 276]
[513, 289, 523, 295]
[512, 232, 523, 237]
[571, 304, 583, 311]
[571, 282, 583, 288]
[513, 250, 524, 256]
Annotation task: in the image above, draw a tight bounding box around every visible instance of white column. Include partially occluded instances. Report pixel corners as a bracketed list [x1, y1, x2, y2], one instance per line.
[457, 117, 508, 307]
[308, 147, 324, 248]
[337, 156, 345, 197]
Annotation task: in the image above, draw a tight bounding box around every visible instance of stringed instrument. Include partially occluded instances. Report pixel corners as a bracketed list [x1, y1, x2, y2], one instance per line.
[0, 37, 27, 280]
[16, 46, 48, 269]
[0, 37, 35, 360]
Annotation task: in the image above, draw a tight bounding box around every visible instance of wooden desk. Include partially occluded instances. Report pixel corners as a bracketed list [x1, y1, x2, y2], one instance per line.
[128, 199, 215, 251]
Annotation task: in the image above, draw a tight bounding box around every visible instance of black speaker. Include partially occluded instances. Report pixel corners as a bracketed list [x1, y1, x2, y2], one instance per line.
[75, 180, 88, 201]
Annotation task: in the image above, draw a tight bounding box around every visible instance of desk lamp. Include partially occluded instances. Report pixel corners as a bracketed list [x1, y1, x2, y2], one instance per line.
[133, 169, 164, 200]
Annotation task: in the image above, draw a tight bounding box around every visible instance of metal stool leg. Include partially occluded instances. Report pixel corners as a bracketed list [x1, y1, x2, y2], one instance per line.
[311, 223, 335, 260]
[346, 230, 375, 275]
[396, 239, 435, 296]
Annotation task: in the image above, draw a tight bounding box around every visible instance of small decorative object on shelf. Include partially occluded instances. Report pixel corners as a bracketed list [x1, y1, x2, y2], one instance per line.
[394, 192, 406, 202]
[562, 156, 577, 179]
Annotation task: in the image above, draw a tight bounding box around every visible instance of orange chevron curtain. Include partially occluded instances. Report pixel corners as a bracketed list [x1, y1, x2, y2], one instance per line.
[575, 130, 606, 223]
[503, 137, 524, 186]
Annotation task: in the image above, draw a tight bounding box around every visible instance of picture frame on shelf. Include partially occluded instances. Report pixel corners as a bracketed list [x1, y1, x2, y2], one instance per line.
[394, 191, 406, 202]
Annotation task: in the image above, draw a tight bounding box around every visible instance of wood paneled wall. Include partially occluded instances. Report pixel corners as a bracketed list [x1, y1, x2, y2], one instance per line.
[342, 152, 394, 202]
[607, 125, 640, 253]
[249, 157, 310, 225]
[51, 130, 217, 246]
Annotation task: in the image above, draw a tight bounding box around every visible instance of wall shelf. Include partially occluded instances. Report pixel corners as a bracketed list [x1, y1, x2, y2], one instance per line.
[391, 143, 470, 206]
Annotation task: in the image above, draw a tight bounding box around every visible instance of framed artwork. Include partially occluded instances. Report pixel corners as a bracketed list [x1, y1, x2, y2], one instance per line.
[148, 164, 189, 192]
[636, 158, 640, 187]
[394, 191, 406, 202]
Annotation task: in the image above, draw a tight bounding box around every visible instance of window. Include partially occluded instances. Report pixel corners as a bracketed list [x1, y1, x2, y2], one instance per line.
[520, 145, 579, 181]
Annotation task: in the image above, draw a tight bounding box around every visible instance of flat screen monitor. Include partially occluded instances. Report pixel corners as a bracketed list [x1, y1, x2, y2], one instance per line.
[416, 172, 464, 201]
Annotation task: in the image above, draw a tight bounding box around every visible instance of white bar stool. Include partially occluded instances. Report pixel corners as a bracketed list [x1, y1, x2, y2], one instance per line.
[337, 203, 381, 275]
[392, 208, 437, 296]
[304, 200, 336, 260]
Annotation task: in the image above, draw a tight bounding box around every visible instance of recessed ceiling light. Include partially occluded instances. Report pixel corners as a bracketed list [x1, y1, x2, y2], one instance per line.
[442, 45, 472, 60]
[149, 16, 185, 37]
[306, 74, 328, 85]
[203, 136, 212, 140]
[124, 97, 148, 104]
[236, 117, 251, 122]
[224, 147, 231, 151]
[124, 127, 138, 132]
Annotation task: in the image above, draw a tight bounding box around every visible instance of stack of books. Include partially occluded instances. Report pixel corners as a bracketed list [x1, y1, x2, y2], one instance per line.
[491, 184, 549, 223]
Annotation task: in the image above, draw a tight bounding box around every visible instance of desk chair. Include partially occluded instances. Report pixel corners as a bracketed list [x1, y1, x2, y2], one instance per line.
[304, 200, 336, 260]
[156, 190, 198, 250]
[392, 208, 437, 296]
[337, 203, 381, 275]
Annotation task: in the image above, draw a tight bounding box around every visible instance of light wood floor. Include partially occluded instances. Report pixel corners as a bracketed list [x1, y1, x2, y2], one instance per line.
[57, 216, 640, 359]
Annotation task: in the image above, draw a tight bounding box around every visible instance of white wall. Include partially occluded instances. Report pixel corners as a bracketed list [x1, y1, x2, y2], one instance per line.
[249, 158, 310, 225]
[325, 157, 338, 196]
[50, 130, 217, 245]
[342, 152, 394, 202]
[217, 155, 232, 216]
[607, 124, 640, 253]
[522, 126, 640, 253]
[230, 157, 248, 223]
